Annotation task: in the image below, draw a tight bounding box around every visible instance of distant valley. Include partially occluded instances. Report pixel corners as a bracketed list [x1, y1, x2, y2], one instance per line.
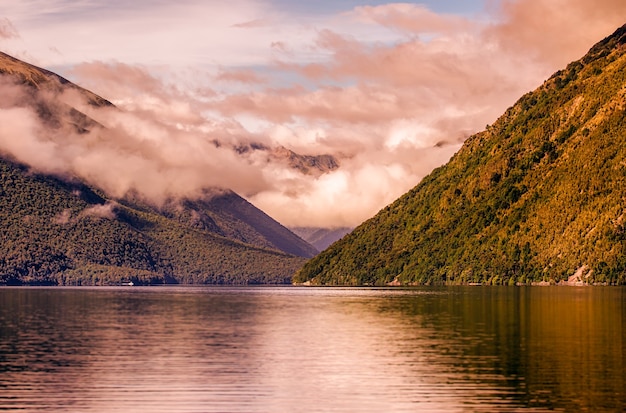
[290, 227, 352, 252]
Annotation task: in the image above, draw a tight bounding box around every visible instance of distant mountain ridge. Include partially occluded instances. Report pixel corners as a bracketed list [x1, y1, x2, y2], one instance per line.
[295, 24, 626, 286]
[0, 51, 316, 285]
[290, 227, 352, 252]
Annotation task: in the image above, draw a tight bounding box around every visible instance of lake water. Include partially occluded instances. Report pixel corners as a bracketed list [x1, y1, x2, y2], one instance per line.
[0, 286, 624, 412]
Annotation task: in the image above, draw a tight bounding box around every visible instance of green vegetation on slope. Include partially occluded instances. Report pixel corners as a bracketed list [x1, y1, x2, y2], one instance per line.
[0, 50, 315, 285]
[295, 24, 626, 286]
[0, 158, 305, 285]
[169, 192, 318, 258]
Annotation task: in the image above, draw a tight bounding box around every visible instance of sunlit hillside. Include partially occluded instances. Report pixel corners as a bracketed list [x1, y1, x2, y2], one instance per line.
[296, 24, 626, 286]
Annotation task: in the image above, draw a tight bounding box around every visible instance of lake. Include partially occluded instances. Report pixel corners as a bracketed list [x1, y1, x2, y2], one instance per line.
[0, 286, 624, 412]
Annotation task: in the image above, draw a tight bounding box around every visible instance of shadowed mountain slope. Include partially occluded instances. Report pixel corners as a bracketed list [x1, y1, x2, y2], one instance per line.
[0, 51, 314, 285]
[160, 190, 318, 258]
[0, 153, 308, 285]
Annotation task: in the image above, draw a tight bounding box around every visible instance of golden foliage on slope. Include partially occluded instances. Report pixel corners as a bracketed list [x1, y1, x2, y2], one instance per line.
[296, 24, 626, 286]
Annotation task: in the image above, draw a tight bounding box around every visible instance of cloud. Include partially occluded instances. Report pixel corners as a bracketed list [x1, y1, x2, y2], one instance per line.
[52, 202, 118, 224]
[352, 3, 475, 35]
[1, 0, 302, 68]
[249, 144, 457, 227]
[81, 202, 117, 220]
[53, 209, 72, 225]
[232, 18, 271, 29]
[2, 0, 625, 228]
[215, 67, 266, 84]
[485, 0, 626, 68]
[0, 18, 19, 40]
[0, 74, 271, 207]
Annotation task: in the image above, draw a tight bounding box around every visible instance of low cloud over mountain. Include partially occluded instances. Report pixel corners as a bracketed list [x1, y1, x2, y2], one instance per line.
[1, 0, 625, 227]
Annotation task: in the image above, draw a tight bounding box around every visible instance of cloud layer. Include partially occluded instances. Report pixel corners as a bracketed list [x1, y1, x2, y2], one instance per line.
[1, 0, 625, 227]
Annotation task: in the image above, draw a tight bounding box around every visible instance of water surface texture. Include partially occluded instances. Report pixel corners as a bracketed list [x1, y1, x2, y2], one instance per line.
[0, 286, 624, 412]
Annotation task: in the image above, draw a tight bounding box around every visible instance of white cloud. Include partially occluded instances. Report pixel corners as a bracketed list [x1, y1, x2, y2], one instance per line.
[0, 17, 19, 40]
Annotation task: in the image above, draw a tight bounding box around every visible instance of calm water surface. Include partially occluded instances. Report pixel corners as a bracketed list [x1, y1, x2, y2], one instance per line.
[0, 286, 624, 412]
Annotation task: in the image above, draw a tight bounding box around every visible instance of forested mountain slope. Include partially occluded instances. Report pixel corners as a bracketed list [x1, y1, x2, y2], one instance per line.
[0, 51, 312, 285]
[295, 24, 626, 286]
[0, 156, 304, 285]
[0, 157, 307, 285]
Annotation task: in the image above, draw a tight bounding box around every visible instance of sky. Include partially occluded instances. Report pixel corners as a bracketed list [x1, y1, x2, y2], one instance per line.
[1, 0, 626, 228]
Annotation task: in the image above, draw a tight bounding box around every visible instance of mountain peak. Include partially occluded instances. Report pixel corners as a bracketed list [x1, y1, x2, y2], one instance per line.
[0, 50, 112, 107]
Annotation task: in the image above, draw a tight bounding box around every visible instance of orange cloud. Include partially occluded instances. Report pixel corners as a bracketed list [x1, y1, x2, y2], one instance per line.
[4, 0, 626, 228]
[353, 3, 475, 35]
[486, 0, 626, 67]
[215, 68, 266, 84]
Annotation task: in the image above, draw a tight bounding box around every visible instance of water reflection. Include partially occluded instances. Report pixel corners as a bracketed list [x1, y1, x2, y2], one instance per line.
[0, 287, 624, 412]
[375, 287, 626, 411]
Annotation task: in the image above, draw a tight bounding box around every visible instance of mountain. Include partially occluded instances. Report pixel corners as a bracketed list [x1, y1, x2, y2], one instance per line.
[269, 146, 339, 176]
[0, 51, 314, 285]
[295, 24, 626, 286]
[159, 190, 318, 258]
[290, 227, 352, 252]
[0, 51, 111, 108]
[233, 142, 340, 177]
[0, 157, 308, 285]
[0, 51, 112, 133]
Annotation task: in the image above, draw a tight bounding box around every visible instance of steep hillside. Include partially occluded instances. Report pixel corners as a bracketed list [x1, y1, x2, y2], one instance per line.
[295, 24, 626, 286]
[0, 51, 112, 108]
[160, 190, 318, 258]
[0, 157, 306, 285]
[0, 51, 112, 136]
[0, 51, 314, 285]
